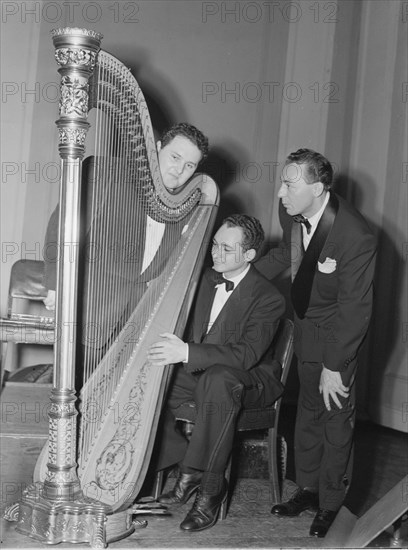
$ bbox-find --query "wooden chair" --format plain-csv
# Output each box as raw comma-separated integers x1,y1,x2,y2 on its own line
1,260,54,385
154,318,294,518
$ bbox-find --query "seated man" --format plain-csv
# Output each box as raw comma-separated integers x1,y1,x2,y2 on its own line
148,214,285,532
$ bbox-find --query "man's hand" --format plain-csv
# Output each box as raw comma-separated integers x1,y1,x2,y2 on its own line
148,333,188,367
319,366,349,411
43,290,56,311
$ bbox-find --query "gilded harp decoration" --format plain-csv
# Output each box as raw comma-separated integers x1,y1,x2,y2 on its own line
10,28,218,547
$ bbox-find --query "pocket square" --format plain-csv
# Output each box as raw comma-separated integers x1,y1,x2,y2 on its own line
318,257,337,274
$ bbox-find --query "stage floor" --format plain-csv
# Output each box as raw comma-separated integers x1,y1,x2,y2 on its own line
2,407,407,548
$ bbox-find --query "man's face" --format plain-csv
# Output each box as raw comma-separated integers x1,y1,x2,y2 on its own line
157,135,202,191
277,162,319,218
211,224,253,278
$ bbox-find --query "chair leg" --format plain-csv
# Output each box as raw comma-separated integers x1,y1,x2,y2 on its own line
391,516,403,547
268,426,281,504
220,457,232,520
153,470,164,500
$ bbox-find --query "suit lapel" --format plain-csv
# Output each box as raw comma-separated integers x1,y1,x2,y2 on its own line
203,267,253,344
291,192,339,319
291,221,304,281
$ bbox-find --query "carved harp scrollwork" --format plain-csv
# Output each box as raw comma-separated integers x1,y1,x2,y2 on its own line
15,28,218,546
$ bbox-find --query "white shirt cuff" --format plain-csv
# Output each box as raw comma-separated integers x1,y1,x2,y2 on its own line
182,343,189,363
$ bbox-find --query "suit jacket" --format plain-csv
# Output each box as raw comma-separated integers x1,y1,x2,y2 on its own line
183,265,286,405
256,193,377,377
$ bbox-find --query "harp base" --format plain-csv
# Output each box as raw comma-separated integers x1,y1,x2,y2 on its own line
9,482,137,548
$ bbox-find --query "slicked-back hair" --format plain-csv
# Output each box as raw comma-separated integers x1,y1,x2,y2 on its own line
161,122,209,162
286,148,333,190
222,214,265,255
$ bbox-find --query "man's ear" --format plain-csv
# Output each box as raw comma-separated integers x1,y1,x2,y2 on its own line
313,181,324,196
244,248,256,262
156,140,162,153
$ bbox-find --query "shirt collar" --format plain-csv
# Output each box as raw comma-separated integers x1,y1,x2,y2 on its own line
223,263,250,287
307,191,330,231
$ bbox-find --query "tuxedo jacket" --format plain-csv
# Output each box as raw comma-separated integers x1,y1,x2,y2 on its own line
256,193,377,377
183,265,286,405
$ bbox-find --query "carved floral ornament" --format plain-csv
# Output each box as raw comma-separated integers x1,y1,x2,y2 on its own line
55,47,97,69
49,402,76,415
58,126,87,147
60,75,88,117
51,27,103,41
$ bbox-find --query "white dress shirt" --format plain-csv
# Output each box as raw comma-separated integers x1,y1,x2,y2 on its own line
206,264,251,333
140,215,166,274
183,264,251,363
302,192,330,250
141,215,189,274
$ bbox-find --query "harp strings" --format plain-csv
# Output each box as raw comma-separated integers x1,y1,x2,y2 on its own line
78,51,197,461
77,53,153,453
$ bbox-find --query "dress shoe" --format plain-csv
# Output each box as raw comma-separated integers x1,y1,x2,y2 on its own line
309,508,337,537
157,471,202,505
271,488,319,517
180,481,228,532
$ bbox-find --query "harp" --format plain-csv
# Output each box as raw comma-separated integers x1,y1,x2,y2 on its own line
12,28,218,546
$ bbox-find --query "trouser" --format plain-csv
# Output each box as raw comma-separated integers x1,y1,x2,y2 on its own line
295,360,356,511
155,364,269,474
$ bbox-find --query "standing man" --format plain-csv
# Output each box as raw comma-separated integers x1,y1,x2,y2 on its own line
148,214,285,532
256,149,376,538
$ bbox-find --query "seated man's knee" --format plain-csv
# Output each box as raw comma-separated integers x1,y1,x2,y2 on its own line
195,365,244,402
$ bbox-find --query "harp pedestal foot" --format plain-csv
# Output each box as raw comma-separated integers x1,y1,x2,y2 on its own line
14,482,112,548
3,501,20,522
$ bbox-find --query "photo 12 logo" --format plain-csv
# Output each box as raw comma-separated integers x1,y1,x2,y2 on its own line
1,2,140,24
202,81,340,104
2,81,59,104
201,1,339,24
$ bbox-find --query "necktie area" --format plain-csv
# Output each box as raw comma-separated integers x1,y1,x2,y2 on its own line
293,214,311,234
210,271,234,292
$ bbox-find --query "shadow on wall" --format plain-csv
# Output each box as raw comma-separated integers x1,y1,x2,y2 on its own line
201,143,255,225
333,171,404,402
333,170,404,504
126,56,253,229
124,51,188,138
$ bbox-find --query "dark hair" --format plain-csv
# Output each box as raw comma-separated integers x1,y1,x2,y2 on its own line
286,148,333,190
161,122,209,162
222,214,265,254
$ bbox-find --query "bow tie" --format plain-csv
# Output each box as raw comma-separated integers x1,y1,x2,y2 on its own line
211,271,235,292
293,214,312,234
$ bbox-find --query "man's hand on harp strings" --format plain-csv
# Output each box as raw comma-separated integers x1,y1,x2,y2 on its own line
148,332,189,366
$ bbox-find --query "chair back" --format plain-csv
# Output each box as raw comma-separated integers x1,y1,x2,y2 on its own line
271,318,294,387
7,260,51,321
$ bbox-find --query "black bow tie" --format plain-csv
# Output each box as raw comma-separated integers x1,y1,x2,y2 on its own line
211,271,235,292
293,214,312,234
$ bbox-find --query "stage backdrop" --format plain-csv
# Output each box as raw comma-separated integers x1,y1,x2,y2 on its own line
1,0,406,431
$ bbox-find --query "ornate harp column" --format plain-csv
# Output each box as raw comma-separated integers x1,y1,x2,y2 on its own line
42,26,103,502
14,28,110,548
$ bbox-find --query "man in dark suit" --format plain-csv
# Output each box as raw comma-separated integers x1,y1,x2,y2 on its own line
256,149,377,537
42,123,208,359
148,214,285,532
43,122,208,308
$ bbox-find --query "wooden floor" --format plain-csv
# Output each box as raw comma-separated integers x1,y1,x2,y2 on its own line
1,405,407,549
